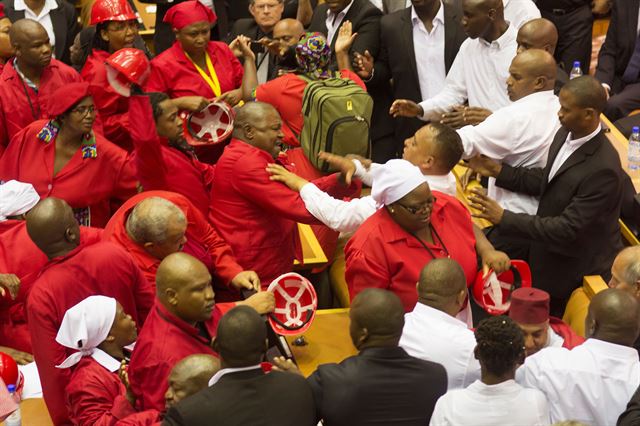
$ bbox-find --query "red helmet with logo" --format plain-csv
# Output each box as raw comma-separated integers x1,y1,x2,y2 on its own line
105,48,150,96
180,102,235,146
267,273,318,336
472,260,532,315
0,353,18,388
90,0,136,25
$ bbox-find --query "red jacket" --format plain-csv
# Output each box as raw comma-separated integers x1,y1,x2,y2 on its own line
129,96,215,217
345,193,478,312
145,41,243,98
27,242,154,426
550,316,586,349
103,190,243,290
0,220,102,353
81,50,134,151
0,58,80,150
0,119,138,228
65,357,137,426
209,139,360,286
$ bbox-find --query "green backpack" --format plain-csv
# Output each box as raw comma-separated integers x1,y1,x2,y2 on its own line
298,75,373,172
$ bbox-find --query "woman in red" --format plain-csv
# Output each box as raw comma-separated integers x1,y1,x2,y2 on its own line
81,0,141,151
0,82,137,227
0,5,12,74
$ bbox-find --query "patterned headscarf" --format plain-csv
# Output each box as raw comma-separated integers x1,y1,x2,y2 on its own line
295,32,332,79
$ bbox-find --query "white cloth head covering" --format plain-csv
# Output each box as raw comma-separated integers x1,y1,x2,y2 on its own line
370,159,429,207
55,296,117,369
0,180,39,221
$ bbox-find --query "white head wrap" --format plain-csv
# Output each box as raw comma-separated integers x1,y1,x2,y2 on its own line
0,180,40,221
55,296,117,369
370,159,429,208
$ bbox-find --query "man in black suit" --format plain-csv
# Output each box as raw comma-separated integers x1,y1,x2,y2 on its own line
162,306,316,426
468,76,625,316
2,0,78,65
274,289,448,426
596,0,640,122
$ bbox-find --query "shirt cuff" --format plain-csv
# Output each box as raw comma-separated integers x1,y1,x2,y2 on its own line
418,100,438,122
353,159,367,180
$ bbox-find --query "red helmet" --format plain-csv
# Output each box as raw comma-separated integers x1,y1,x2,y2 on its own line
472,260,532,316
180,102,235,146
0,353,18,387
267,273,318,336
105,48,150,96
90,0,136,25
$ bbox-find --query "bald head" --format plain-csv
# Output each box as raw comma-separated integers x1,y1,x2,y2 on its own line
610,246,640,298
517,18,558,55
417,259,467,315
26,198,80,260
350,289,405,349
215,306,266,368
461,0,505,40
587,288,640,346
9,19,46,47
233,101,283,158
233,101,278,136
9,19,52,70
507,49,557,101
156,252,210,295
165,354,220,408
273,19,304,49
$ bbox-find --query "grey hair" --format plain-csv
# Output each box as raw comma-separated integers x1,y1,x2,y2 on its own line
125,197,186,244
621,246,640,287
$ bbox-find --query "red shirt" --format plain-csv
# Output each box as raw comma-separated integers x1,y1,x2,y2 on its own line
81,50,134,151
103,190,243,290
27,242,154,425
0,59,80,149
345,192,478,312
65,357,137,426
0,221,102,353
129,95,215,217
145,41,243,98
0,119,138,228
255,70,366,147
210,138,359,286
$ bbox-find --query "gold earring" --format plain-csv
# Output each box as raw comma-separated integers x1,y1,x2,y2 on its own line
390,208,395,213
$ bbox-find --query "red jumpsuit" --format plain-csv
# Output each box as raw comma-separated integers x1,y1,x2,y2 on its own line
0,119,138,228
0,59,80,150
27,242,154,425
103,190,243,291
0,220,102,353
210,138,360,287
345,192,478,312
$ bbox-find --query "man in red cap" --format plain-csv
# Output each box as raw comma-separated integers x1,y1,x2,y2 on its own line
509,287,584,357
0,19,80,150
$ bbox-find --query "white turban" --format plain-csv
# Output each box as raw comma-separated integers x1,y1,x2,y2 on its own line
0,180,40,221
55,296,117,369
370,159,429,208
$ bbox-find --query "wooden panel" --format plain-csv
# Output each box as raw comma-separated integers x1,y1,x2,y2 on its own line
602,114,640,191
294,223,328,268
132,0,157,31
1,398,52,426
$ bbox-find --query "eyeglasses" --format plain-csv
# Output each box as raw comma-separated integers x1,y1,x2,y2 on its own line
396,196,437,215
70,105,96,117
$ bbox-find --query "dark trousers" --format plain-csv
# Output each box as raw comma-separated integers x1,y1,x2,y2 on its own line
605,82,640,121
614,113,640,138
541,5,594,73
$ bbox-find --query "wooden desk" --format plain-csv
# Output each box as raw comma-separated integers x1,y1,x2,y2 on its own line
295,223,328,268
285,308,357,377
1,398,52,426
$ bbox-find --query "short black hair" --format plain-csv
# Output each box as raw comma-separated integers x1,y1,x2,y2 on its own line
146,92,171,122
429,122,464,172
90,22,110,53
215,306,267,367
562,75,607,113
475,315,524,377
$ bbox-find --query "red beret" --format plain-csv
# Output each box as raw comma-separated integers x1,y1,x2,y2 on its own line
508,287,550,324
47,82,92,118
163,1,217,30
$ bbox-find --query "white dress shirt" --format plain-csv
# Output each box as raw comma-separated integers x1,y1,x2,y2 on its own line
457,90,560,214
208,364,262,386
412,4,447,102
14,0,58,57
325,0,355,44
399,303,481,390
503,0,541,30
418,24,517,121
547,124,601,181
547,327,564,348
517,338,640,425
429,379,550,426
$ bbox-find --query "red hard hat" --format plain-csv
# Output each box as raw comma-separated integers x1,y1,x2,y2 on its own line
472,260,532,316
0,352,18,387
90,0,136,25
105,48,150,96
267,273,318,336
180,102,235,146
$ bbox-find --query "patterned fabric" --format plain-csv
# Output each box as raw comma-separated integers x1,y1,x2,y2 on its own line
37,120,98,159
295,32,332,80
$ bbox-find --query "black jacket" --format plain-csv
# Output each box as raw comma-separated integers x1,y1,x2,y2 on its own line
228,18,279,81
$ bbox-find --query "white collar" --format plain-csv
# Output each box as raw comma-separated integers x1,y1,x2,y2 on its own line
208,364,262,386
411,2,445,27
468,379,520,394
14,0,58,15
479,22,515,49
582,338,639,360
513,90,556,105
91,349,122,373
326,0,355,18
566,124,601,148
412,303,470,329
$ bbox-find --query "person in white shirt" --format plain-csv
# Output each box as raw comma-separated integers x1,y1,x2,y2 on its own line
389,0,517,128
502,0,539,30
400,258,481,390
430,315,550,426
518,288,640,425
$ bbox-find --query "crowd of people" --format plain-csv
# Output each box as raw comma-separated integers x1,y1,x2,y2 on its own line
0,0,640,424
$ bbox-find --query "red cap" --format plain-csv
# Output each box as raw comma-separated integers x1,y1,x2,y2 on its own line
163,1,217,30
47,82,91,117
0,353,18,387
90,0,136,25
508,287,550,324
267,272,318,336
106,48,150,85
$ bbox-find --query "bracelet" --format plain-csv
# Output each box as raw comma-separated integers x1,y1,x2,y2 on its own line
363,67,375,83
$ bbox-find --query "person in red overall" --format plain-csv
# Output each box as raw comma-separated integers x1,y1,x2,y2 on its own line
0,5,13,75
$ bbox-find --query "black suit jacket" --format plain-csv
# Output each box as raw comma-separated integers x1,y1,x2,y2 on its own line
162,369,316,426
373,1,466,143
2,0,78,65
619,383,640,426
308,346,448,426
496,128,624,301
228,18,280,81
595,0,640,91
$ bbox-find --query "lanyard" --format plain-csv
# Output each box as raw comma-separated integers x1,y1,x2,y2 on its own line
186,51,221,97
410,225,450,260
